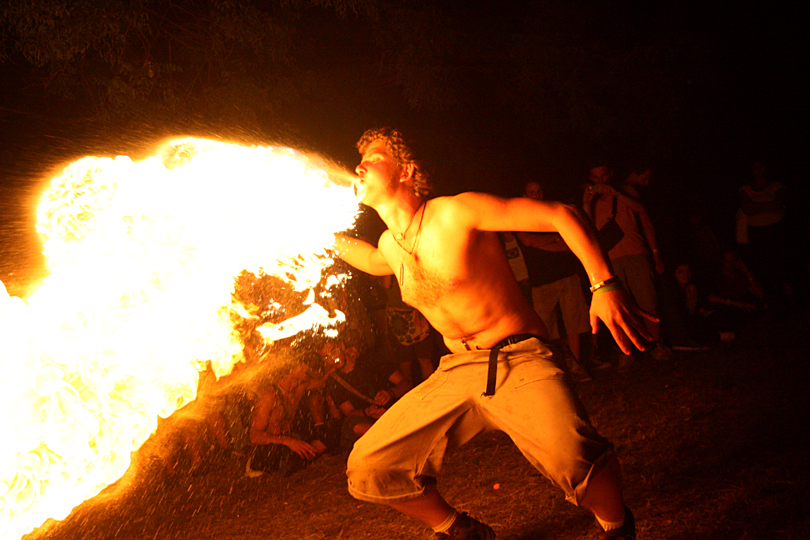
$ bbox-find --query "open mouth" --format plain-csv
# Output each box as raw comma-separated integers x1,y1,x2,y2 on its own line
353,177,365,198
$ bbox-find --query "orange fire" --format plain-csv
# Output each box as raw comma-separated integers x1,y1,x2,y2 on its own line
0,138,359,539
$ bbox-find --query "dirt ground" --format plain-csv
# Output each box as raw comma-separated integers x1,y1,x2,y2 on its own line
26,306,810,540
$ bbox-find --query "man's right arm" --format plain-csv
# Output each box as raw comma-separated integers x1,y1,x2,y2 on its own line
334,233,394,276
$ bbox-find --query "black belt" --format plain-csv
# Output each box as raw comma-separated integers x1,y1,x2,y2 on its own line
484,333,545,396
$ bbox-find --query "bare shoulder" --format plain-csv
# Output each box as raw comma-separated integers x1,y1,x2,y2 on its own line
430,192,507,222
425,194,476,231
446,191,503,206
255,389,277,410
436,192,558,233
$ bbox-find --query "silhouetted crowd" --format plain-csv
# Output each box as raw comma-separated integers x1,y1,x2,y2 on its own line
508,158,807,381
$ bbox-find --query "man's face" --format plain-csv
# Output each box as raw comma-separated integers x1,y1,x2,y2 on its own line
354,140,402,206
321,342,358,373
629,168,652,187
674,264,691,287
524,182,543,200
589,166,612,185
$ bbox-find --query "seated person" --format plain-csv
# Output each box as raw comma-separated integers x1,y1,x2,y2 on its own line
670,262,734,345
248,354,337,476
321,340,411,444
666,252,764,347
709,249,767,313
144,363,230,477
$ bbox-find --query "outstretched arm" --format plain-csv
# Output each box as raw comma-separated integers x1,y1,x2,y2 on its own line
334,233,394,276
455,192,657,353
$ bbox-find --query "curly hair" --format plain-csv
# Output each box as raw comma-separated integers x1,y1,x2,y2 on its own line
356,127,432,198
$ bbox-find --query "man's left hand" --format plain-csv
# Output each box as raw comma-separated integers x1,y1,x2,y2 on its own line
590,287,658,354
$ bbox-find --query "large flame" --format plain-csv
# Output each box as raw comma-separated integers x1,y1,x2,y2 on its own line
0,138,359,540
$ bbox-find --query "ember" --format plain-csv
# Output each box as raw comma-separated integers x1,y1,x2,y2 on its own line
0,138,359,540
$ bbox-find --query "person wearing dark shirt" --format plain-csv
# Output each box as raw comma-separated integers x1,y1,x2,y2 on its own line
517,181,592,380
321,341,411,443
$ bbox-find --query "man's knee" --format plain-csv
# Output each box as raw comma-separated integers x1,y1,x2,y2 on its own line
346,438,425,504
346,440,385,499
346,445,368,487
347,450,389,503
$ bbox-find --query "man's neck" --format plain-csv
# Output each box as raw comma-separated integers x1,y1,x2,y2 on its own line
376,191,424,235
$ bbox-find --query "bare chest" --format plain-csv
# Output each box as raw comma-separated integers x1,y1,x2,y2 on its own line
385,229,471,310
400,253,453,307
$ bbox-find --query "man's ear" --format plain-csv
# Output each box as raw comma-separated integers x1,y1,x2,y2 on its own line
399,162,415,183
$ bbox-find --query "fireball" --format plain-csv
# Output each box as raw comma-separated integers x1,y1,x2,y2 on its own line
0,138,359,540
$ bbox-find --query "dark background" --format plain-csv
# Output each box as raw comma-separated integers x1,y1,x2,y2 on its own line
3,5,809,539
1,0,807,294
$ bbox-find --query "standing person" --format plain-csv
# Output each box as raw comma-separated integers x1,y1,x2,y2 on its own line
584,163,669,368
517,181,592,381
379,274,437,386
736,160,791,299
497,230,532,303
620,167,665,275
334,127,655,540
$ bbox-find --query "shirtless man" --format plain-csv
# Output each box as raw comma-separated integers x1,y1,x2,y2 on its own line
334,128,653,539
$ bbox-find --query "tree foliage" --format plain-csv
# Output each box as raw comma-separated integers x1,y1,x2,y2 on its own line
0,0,375,121
1,0,697,149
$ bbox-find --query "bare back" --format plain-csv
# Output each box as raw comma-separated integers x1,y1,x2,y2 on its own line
378,196,547,353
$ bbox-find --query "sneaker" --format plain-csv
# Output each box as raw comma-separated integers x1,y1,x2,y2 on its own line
597,507,636,539
436,512,495,540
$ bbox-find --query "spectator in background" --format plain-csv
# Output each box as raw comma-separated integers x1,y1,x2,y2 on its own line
666,250,766,345
709,248,767,314
736,160,792,300
622,166,710,353
379,274,437,386
584,163,669,368
669,261,735,346
517,181,592,381
620,167,665,274
498,230,533,304
247,354,336,477
321,340,411,445
145,364,231,477
684,201,723,288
